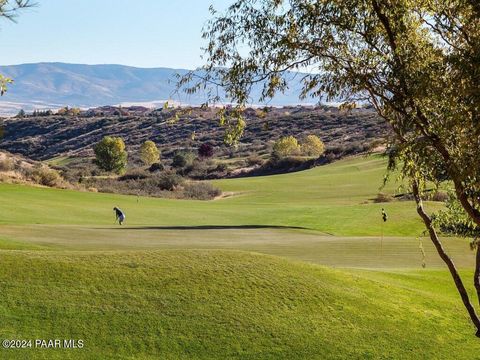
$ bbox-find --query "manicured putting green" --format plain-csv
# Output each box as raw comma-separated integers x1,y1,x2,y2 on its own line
0,224,474,269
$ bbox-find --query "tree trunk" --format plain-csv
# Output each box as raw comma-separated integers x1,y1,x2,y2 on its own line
475,244,480,309
412,182,480,338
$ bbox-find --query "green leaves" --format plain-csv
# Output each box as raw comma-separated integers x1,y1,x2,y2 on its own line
0,0,36,22
300,134,325,157
167,113,180,125
93,136,128,174
223,116,245,146
433,194,480,241
139,140,160,166
339,102,357,111
178,0,480,241
0,74,13,96
272,135,300,158
216,106,246,145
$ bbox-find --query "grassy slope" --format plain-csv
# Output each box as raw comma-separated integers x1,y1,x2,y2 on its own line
0,155,434,236
0,154,465,268
1,155,479,359
1,250,479,360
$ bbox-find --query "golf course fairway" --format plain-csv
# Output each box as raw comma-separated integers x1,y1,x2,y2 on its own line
0,154,478,359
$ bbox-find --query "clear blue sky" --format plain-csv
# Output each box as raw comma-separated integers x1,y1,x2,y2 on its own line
0,0,230,69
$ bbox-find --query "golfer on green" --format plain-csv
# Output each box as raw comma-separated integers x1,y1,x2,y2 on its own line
113,207,125,225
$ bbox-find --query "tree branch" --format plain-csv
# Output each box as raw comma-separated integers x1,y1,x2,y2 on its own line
412,181,480,338
475,244,480,308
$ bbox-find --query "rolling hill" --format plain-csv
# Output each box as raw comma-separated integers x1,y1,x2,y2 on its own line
0,155,479,358
0,106,385,161
0,155,467,266
0,62,314,114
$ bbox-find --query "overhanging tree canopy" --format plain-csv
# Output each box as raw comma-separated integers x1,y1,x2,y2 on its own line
180,0,480,337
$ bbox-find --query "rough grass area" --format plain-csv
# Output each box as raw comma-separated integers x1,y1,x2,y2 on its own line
1,250,479,360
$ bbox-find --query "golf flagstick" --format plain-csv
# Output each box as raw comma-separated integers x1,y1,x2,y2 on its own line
381,208,388,259
381,219,383,258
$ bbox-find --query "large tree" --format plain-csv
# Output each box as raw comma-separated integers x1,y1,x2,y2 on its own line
181,0,480,337
94,136,128,174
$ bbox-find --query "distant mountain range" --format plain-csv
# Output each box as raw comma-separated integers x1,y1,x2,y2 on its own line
0,62,316,115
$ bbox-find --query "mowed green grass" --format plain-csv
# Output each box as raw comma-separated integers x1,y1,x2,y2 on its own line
0,154,456,268
0,154,458,268
0,154,429,236
1,250,480,359
0,225,474,269
1,154,479,359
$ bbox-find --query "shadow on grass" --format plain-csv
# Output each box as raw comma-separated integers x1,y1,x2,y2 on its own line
105,225,310,231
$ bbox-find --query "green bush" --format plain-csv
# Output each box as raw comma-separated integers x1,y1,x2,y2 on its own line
139,140,160,166
272,136,300,159
172,151,196,168
94,136,128,174
301,135,325,157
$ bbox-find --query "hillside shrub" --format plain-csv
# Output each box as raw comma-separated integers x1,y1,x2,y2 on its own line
272,136,300,159
216,163,228,172
83,175,218,200
148,162,164,173
430,191,449,202
198,143,214,158
374,193,394,203
0,158,15,172
246,155,265,166
184,159,210,178
184,182,221,200
139,140,160,166
158,171,184,190
265,156,307,171
172,151,195,168
28,166,63,187
119,169,148,181
301,135,325,157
